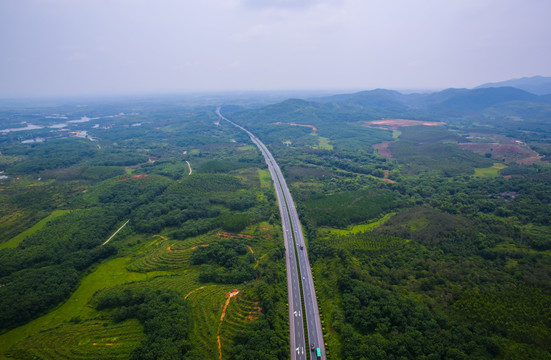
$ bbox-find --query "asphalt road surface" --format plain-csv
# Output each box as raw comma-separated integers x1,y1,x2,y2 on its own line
216,107,325,360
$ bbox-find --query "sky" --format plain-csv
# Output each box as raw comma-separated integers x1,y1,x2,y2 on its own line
1,0,550,97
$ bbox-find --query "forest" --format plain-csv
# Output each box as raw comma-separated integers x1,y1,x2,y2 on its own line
225,88,551,359
0,86,550,359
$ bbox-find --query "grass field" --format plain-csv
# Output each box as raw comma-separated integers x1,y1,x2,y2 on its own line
0,257,169,359
1,221,280,359
0,209,72,250
324,232,408,252
237,145,256,151
258,169,272,188
312,135,333,150
473,162,507,177
319,213,394,236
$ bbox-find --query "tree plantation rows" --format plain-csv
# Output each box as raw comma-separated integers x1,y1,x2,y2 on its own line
0,90,550,359
0,104,289,359
223,96,551,359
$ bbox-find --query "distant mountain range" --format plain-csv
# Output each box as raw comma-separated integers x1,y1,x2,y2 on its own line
476,76,551,95
227,76,551,131
311,86,550,116
308,76,551,112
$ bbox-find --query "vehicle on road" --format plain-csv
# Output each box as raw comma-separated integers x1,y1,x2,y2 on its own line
217,107,324,359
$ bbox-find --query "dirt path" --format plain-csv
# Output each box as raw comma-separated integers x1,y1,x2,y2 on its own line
184,286,207,299
217,290,239,360
186,160,192,175
246,245,260,269
274,122,318,132
101,220,129,246
217,232,253,239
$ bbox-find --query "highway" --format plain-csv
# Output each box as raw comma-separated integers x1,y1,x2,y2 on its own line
216,107,325,360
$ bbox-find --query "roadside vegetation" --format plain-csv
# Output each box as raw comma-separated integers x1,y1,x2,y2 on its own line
225,91,551,359
0,105,288,359
1,87,551,359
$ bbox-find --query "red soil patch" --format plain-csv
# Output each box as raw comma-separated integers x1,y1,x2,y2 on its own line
218,290,240,360
184,286,207,299
217,232,254,239
247,301,262,321
373,141,393,158
289,122,318,132
190,244,209,250
458,142,542,165
260,225,272,238
118,174,149,182
166,245,186,252
381,169,395,183
517,156,543,165
364,119,445,130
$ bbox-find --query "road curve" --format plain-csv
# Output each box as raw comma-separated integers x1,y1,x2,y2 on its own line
216,107,325,360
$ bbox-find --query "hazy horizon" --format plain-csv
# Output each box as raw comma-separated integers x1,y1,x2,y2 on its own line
2,0,550,98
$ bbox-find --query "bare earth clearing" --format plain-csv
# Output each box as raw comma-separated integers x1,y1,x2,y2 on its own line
458,142,543,165
274,122,318,132
364,119,445,130
373,141,393,158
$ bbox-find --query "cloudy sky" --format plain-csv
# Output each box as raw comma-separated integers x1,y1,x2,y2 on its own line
1,0,550,97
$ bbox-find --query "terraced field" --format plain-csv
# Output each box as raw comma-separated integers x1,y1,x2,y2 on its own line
90,274,244,359
219,292,261,356
2,221,280,360
6,319,143,360
0,257,167,360
127,234,212,272
186,284,238,359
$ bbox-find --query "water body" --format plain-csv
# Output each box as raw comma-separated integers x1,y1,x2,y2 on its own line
21,138,45,144
0,124,43,133
48,116,93,129
68,116,93,123
1,116,95,133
